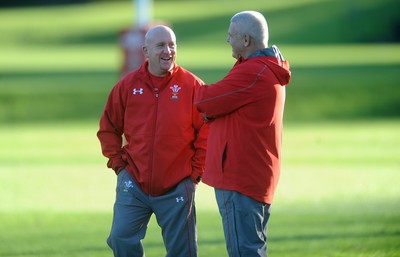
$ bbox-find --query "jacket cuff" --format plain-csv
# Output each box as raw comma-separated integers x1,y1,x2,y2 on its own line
113,166,125,175
190,169,203,184
107,158,126,175
190,174,202,184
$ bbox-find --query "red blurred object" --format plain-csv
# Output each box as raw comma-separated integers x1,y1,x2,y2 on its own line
119,27,149,77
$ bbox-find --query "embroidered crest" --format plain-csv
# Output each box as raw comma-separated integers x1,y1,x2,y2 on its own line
123,180,134,192
170,85,181,100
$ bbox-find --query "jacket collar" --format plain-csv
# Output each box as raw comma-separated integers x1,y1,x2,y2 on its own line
247,45,285,61
140,60,179,78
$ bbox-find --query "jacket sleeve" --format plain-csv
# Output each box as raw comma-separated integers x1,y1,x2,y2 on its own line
97,81,127,173
190,81,210,183
194,61,268,117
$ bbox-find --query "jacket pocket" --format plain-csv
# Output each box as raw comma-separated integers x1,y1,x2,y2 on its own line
221,143,227,173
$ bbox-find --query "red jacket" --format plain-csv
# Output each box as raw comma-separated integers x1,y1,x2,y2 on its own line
98,61,208,196
194,47,291,204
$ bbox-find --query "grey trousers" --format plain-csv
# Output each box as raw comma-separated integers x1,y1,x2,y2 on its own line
107,169,198,257
215,189,271,257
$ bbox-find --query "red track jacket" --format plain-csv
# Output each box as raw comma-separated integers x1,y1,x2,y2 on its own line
98,61,208,196
194,46,291,204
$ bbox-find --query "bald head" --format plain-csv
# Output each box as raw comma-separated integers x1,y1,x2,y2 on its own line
144,25,176,46
231,11,269,48
143,25,177,76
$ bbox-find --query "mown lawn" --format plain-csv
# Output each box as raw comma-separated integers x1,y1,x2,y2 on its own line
0,0,399,256
0,121,399,256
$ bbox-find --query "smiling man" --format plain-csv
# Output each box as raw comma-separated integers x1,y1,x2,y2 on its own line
97,25,209,257
143,25,176,76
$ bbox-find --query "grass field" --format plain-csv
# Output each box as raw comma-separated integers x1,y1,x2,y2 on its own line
0,0,400,256
0,121,399,256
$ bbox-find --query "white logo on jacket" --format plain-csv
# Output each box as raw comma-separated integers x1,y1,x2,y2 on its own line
176,196,184,202
123,180,134,192
133,88,143,95
170,84,181,100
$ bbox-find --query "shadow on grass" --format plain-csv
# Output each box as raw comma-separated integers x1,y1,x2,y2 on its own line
2,247,107,257
22,0,400,47
271,229,400,242
1,63,399,124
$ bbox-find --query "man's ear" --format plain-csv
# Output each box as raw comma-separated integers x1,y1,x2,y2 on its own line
244,34,251,47
142,46,148,57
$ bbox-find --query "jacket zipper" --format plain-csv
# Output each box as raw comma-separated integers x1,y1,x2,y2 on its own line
149,87,159,194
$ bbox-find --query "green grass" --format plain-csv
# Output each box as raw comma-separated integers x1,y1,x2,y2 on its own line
0,121,399,256
0,0,399,123
0,0,400,256
1,45,399,123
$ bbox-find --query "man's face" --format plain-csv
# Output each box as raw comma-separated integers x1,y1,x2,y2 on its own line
227,22,245,59
143,29,177,77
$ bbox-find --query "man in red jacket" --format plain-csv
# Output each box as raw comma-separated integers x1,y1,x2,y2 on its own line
194,11,291,257
97,25,208,257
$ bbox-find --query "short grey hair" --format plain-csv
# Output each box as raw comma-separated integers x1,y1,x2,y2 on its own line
231,11,269,46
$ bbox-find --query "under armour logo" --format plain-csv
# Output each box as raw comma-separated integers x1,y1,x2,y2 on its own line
133,88,143,95
176,196,184,202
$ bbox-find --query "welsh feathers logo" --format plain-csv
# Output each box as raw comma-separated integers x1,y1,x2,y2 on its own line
123,180,134,192
170,84,181,100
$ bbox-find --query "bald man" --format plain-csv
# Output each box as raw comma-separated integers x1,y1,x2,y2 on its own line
195,11,291,257
97,25,208,257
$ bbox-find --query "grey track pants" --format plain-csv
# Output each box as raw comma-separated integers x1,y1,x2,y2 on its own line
107,169,198,257
215,189,271,257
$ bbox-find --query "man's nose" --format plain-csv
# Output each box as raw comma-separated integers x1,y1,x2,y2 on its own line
164,46,172,53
